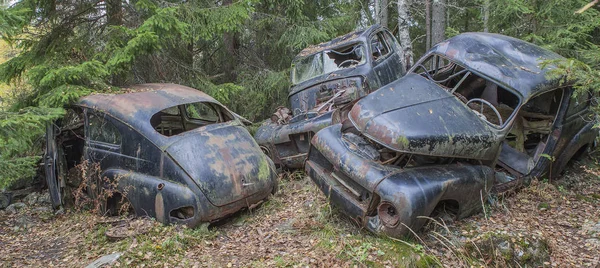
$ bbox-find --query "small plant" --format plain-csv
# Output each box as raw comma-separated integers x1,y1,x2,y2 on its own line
539,153,556,183
346,242,373,264
71,160,132,215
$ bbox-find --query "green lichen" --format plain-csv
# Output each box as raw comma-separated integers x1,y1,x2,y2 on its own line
257,158,272,181
397,135,410,148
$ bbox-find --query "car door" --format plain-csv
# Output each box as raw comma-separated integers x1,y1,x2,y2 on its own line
370,30,403,87
551,88,594,168
382,30,405,80
84,110,123,172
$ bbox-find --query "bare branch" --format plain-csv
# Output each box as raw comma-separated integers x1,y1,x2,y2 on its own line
575,0,599,14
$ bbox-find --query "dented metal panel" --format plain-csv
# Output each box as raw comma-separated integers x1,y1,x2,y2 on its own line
45,83,278,228
304,33,598,239
349,73,502,160
256,24,406,169
165,123,274,207
429,33,564,99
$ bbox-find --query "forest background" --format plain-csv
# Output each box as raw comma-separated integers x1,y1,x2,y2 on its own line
0,0,599,188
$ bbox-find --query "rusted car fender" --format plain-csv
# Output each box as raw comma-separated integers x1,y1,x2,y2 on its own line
546,122,597,178
366,165,494,238
103,169,206,226
305,124,494,238
255,111,333,168
103,168,274,227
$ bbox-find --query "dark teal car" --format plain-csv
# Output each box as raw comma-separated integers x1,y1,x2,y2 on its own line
306,33,597,238
45,84,278,226
255,24,406,169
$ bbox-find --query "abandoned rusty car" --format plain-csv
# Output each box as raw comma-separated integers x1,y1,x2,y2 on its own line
255,24,406,169
305,33,597,238
44,84,278,227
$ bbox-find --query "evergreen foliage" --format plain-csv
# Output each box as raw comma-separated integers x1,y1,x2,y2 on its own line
0,107,63,188
0,0,599,188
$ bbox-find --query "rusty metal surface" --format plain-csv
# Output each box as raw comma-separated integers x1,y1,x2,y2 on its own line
296,25,377,58
255,111,333,169
430,33,564,99
77,83,242,148
305,124,495,238
46,84,278,228
256,25,406,169
349,73,503,160
305,33,598,239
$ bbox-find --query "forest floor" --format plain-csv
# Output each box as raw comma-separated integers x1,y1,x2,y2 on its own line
1,158,599,267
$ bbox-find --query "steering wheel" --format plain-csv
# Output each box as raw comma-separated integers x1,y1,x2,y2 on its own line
466,98,503,125
339,59,360,67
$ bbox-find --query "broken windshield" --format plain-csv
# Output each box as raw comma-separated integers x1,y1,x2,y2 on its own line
411,54,521,128
291,44,367,85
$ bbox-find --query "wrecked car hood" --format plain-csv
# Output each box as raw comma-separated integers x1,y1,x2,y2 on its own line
349,73,502,160
165,122,274,207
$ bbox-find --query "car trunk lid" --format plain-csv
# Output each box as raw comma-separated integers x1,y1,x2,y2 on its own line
165,123,274,207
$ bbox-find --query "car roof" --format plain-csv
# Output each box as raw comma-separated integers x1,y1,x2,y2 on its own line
430,32,565,99
295,24,381,59
76,83,225,142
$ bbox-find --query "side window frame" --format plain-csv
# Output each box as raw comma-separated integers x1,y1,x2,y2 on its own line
383,30,402,55
85,110,122,147
370,31,391,63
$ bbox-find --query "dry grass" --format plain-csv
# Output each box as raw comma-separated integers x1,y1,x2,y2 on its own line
0,173,433,267
1,158,599,267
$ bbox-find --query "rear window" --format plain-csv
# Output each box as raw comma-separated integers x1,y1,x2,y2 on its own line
150,102,233,136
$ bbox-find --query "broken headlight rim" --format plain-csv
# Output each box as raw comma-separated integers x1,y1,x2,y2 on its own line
377,201,400,228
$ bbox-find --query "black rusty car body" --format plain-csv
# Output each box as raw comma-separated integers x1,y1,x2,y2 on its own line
255,24,406,169
44,84,278,227
305,33,597,238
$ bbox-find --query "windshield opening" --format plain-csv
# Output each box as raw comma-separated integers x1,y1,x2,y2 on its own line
412,54,520,128
150,102,233,136
291,43,367,85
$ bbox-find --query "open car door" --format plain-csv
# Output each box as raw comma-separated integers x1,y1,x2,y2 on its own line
44,122,64,209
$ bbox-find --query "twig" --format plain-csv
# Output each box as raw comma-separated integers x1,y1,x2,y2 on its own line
575,0,599,14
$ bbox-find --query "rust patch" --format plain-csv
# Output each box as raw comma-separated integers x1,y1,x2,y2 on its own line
155,192,165,223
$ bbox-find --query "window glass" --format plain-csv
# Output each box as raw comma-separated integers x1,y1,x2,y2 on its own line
566,89,590,117
185,102,219,122
371,32,390,61
88,114,121,144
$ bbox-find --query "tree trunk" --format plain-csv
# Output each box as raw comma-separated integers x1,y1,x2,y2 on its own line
483,0,489,32
374,0,379,24
107,0,125,85
425,0,431,50
377,0,389,28
397,0,413,69
431,0,446,46
223,0,238,81
106,0,123,26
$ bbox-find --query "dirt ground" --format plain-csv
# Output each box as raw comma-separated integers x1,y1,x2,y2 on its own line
1,160,599,267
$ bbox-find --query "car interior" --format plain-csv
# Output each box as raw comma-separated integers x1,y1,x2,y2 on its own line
413,54,520,128
325,44,365,68
150,102,233,136
414,54,564,176
370,32,390,61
